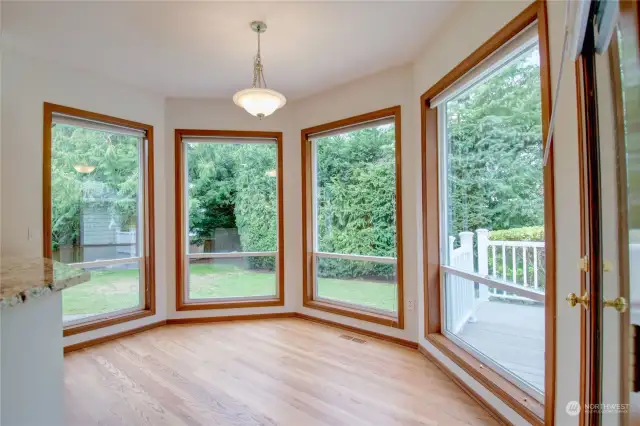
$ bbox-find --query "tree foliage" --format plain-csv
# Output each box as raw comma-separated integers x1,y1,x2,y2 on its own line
51,125,139,250
186,142,277,269
50,46,546,281
446,45,544,238
315,126,397,278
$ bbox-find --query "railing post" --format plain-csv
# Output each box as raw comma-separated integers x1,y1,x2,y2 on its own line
458,232,474,272
448,236,455,263
476,229,489,302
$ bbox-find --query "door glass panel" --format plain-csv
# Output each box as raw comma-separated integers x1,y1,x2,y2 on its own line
444,275,545,393
439,39,546,398
613,11,640,423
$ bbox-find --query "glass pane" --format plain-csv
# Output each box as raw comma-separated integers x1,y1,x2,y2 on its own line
187,256,277,300
616,19,640,421
444,273,544,394
316,256,397,313
62,262,142,324
441,42,546,291
186,142,277,254
51,123,140,263
314,123,397,257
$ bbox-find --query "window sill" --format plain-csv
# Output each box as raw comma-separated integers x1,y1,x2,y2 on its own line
426,333,543,426
63,309,155,337
177,297,284,311
303,299,402,329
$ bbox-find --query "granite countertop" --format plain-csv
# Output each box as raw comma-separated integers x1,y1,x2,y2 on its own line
0,257,90,309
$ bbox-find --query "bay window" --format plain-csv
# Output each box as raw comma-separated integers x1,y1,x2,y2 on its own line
175,130,284,309
44,103,155,335
302,107,404,328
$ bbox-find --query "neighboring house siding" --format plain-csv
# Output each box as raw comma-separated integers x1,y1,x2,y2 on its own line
81,206,136,262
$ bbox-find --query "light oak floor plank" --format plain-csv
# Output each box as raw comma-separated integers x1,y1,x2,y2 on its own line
64,318,500,426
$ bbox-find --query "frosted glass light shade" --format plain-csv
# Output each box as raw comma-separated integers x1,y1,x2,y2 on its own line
233,88,287,118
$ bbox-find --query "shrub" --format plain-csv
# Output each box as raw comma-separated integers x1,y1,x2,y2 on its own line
489,226,544,242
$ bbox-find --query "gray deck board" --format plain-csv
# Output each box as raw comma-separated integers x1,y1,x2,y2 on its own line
457,300,545,392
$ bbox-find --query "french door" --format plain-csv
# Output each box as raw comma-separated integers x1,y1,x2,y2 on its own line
577,2,640,425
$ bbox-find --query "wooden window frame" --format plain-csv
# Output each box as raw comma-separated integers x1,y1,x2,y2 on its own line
420,2,555,425
43,102,156,337
174,129,285,311
301,106,405,329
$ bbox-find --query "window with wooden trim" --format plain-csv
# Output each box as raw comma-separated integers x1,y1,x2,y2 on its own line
175,130,284,310
421,2,553,424
44,103,155,336
302,107,404,328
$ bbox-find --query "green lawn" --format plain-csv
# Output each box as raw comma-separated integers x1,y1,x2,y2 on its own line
62,263,397,318
317,277,396,311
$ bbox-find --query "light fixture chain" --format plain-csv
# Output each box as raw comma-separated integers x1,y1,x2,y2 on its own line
233,20,286,119
260,66,268,88
252,28,265,88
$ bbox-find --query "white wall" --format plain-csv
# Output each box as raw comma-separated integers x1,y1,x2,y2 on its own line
165,99,299,318
412,1,582,425
0,48,169,346
291,64,419,342
2,293,64,426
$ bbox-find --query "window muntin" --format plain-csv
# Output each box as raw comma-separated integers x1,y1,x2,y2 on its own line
310,118,399,316
51,117,147,326
181,138,280,303
437,39,546,397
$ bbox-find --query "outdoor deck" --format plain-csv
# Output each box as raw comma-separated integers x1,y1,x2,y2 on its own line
457,299,545,391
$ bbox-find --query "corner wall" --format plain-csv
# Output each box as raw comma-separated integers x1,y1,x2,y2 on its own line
0,48,169,346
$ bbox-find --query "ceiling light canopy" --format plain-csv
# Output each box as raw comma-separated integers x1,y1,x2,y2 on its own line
233,21,286,119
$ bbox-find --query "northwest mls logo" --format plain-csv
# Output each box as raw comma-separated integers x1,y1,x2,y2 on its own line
566,401,581,416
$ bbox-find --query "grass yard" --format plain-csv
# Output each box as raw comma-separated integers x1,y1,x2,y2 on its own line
62,263,397,319
317,278,396,311
62,268,141,318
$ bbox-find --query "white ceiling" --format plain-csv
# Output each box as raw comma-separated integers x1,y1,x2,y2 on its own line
2,1,456,100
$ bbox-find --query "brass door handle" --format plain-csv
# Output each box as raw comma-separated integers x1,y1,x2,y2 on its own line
604,297,627,313
567,292,590,309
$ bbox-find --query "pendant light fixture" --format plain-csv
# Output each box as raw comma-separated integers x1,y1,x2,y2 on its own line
233,21,286,119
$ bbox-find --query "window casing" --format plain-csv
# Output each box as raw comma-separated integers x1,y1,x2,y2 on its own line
421,3,554,424
175,130,284,310
302,107,404,328
44,103,155,336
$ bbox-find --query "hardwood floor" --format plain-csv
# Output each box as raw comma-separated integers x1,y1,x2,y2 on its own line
64,318,501,425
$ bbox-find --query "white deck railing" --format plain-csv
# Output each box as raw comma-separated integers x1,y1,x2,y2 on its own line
484,235,545,302
446,232,477,333
446,229,545,333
